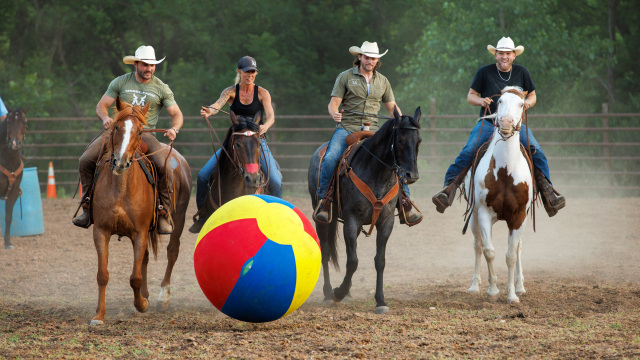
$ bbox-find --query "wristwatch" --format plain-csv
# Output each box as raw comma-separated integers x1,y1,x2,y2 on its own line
171,127,180,134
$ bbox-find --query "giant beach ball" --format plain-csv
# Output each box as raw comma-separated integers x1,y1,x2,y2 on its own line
194,195,321,323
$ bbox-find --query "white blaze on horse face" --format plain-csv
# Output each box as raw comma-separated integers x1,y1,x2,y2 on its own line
496,93,524,135
118,120,134,161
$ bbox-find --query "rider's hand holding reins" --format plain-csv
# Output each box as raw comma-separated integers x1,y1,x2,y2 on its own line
200,106,218,120
164,128,178,141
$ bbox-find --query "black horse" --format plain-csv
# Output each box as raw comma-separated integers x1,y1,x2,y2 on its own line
0,107,29,250
308,107,422,314
189,111,266,233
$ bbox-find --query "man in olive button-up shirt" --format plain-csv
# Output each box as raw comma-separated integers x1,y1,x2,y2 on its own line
314,41,422,226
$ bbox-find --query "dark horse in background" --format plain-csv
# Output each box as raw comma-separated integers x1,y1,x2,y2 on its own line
0,107,29,250
90,97,191,325
308,107,422,314
189,111,265,233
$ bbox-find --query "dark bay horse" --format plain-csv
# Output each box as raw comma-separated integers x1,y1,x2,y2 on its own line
190,111,265,233
0,107,29,250
90,97,191,325
308,107,422,314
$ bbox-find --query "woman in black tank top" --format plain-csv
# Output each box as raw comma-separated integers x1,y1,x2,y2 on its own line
191,56,282,232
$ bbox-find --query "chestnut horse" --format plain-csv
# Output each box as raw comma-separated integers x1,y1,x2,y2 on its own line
0,107,29,250
464,86,533,304
90,97,191,325
190,111,265,232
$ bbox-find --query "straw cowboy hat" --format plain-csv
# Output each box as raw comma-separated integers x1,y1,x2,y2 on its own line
487,37,524,56
349,41,388,58
123,45,166,65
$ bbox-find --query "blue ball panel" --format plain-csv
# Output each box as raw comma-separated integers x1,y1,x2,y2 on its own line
249,194,294,209
221,239,297,322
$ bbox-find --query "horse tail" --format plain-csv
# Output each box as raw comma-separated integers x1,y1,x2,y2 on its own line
149,230,159,260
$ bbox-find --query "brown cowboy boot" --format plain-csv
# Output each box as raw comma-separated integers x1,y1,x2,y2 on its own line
432,165,471,214
535,170,565,217
157,205,174,234
398,192,423,226
72,202,91,228
313,198,332,224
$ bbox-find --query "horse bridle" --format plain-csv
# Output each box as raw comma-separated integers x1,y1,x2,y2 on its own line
494,88,526,141
4,110,26,149
229,129,269,187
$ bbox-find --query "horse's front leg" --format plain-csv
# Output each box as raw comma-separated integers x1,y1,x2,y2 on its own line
373,215,394,314
91,228,110,325
478,210,499,299
468,214,483,294
4,199,16,249
332,218,360,302
130,231,149,313
515,236,526,296
158,231,180,311
506,228,525,304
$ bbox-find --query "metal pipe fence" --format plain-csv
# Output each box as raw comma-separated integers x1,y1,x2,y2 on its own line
20,107,640,198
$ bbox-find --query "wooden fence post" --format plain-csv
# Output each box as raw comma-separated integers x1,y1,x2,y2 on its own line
602,103,610,185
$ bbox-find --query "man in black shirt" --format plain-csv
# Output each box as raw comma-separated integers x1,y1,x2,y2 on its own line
432,37,565,217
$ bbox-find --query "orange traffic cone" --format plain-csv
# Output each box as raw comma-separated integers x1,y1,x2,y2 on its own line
46,161,57,199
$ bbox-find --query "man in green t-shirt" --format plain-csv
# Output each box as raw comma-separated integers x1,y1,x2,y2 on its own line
73,45,183,234
313,41,422,226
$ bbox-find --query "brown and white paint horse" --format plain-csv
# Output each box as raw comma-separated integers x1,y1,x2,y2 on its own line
464,86,533,304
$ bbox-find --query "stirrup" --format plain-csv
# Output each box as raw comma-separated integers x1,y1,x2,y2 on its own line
399,201,423,226
312,200,332,224
432,183,456,214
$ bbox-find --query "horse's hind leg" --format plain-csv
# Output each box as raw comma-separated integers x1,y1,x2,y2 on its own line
158,230,181,311
468,215,483,294
317,221,337,302
332,219,359,303
91,229,110,325
130,232,149,313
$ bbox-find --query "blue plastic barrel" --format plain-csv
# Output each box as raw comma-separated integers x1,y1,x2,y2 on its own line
0,167,45,237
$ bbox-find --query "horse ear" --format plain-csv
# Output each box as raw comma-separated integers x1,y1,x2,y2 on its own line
230,110,239,125
23,107,30,115
393,105,401,120
413,106,421,123
141,101,151,116
253,111,262,124
115,96,125,111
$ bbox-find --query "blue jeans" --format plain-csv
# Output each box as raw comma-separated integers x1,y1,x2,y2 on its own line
196,137,282,208
443,119,552,186
318,127,410,199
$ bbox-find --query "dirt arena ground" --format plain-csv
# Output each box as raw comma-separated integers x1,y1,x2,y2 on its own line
1,196,639,359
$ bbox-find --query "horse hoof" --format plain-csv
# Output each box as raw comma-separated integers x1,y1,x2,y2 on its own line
330,289,341,303
468,286,480,294
89,319,104,326
507,295,520,304
156,300,170,312
486,293,499,303
136,299,149,313
5,245,15,250
516,288,526,296
375,306,389,314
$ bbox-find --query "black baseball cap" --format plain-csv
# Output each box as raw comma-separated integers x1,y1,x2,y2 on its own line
238,56,258,72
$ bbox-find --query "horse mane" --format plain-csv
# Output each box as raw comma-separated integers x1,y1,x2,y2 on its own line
501,86,525,98
367,115,421,147
113,104,149,126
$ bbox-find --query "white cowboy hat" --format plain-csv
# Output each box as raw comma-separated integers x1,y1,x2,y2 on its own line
349,41,388,58
123,45,166,65
487,37,524,56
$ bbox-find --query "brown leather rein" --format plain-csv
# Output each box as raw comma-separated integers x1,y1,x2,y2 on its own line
0,161,23,200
